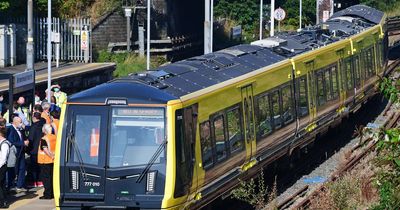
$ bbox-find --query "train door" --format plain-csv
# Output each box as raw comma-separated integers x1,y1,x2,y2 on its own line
183,105,198,196
61,105,108,201
305,61,317,123
241,85,256,160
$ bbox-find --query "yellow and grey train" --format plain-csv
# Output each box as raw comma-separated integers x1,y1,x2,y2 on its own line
54,5,388,210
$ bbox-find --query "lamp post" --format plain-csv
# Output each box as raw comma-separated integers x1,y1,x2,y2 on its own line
47,0,52,102
299,0,302,30
260,0,263,40
146,0,150,70
270,0,275,37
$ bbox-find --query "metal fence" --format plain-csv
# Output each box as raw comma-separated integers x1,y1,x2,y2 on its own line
0,16,91,63
35,17,92,63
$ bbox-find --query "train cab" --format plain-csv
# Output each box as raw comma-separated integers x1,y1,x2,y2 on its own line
54,80,178,210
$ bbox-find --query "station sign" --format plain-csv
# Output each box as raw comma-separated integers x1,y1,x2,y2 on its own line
14,71,34,89
81,30,89,50
13,70,34,94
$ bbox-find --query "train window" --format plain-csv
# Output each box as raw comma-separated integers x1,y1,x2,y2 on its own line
72,115,101,165
175,110,185,164
200,121,213,169
324,69,333,101
366,48,375,78
213,115,227,162
316,72,326,106
174,109,188,197
298,77,308,117
331,66,339,99
281,85,293,124
256,94,272,138
271,90,282,129
226,107,244,154
345,59,353,91
108,108,165,168
354,56,361,87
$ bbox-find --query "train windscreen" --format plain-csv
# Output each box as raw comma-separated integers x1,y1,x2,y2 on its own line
108,107,165,168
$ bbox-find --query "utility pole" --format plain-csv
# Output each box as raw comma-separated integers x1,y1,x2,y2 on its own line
316,0,319,24
299,0,302,30
204,0,211,54
210,0,213,52
26,0,34,72
270,0,275,37
146,0,150,70
259,0,263,40
47,0,52,102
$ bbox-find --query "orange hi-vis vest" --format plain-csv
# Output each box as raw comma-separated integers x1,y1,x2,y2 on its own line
38,134,57,164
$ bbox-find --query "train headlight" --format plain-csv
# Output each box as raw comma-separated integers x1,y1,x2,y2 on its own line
70,170,79,191
146,171,157,193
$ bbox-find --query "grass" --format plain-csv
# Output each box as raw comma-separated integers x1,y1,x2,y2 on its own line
96,50,167,78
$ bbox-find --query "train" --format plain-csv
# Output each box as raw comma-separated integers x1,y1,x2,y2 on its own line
54,4,388,210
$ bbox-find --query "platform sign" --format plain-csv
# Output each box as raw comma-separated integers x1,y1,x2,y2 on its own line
274,7,286,21
51,32,61,43
81,30,89,50
14,71,34,89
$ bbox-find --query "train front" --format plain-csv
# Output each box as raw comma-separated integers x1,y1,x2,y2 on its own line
54,81,178,210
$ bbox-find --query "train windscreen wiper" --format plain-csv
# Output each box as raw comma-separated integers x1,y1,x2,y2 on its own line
67,116,88,181
136,140,166,183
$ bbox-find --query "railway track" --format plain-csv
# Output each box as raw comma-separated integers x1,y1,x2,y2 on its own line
276,59,400,210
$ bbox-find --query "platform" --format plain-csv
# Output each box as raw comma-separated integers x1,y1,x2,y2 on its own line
0,62,116,92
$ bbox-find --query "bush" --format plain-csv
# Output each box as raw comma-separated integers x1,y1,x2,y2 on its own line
96,50,167,78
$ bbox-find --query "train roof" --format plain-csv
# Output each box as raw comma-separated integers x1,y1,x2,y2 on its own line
68,80,177,104
68,4,384,104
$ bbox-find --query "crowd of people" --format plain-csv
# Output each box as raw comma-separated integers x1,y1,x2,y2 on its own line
0,84,67,208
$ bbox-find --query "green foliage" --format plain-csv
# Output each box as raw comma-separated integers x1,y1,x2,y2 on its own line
360,0,400,12
231,171,272,209
379,77,399,103
0,1,9,10
214,0,259,34
96,50,167,78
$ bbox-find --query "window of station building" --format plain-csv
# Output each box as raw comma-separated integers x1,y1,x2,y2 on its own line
271,90,282,129
331,66,339,99
256,94,272,138
213,115,227,162
298,77,309,117
281,85,294,124
200,121,213,169
316,71,326,106
226,107,244,154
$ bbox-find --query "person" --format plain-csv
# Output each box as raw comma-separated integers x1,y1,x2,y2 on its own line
50,96,61,113
7,116,29,192
52,84,67,108
3,104,17,124
0,127,9,208
33,104,43,114
27,112,45,188
38,124,56,199
50,110,60,135
0,94,3,116
16,97,30,127
34,93,42,105
41,102,51,124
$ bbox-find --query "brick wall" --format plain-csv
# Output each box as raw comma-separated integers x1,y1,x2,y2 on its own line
91,11,127,52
